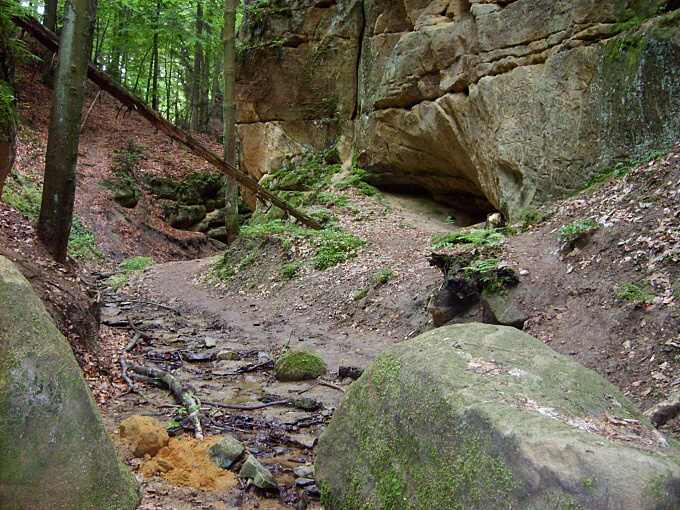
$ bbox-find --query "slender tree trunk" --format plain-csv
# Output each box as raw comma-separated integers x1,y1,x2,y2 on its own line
190,0,203,132
223,0,238,243
40,0,58,81
151,0,161,110
37,0,97,263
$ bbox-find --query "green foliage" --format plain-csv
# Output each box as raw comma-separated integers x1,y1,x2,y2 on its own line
432,229,506,250
577,147,670,194
557,220,598,243
120,256,155,272
617,282,654,304
304,97,338,120
374,268,393,286
312,229,365,270
518,208,546,232
462,258,518,294
0,79,17,134
335,166,380,196
68,217,101,261
106,256,156,289
353,287,369,301
238,220,365,272
2,171,42,220
281,262,301,280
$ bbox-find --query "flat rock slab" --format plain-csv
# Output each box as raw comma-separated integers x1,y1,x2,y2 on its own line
316,323,680,510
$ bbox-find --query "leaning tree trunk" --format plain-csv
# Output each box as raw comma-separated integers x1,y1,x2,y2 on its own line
37,0,97,263
222,0,239,244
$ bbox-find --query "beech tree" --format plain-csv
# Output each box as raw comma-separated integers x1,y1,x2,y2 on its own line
223,0,238,243
37,0,97,263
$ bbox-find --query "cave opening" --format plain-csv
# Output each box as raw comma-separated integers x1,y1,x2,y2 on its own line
375,182,496,228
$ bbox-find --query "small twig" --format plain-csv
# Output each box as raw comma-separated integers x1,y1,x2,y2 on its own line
202,399,289,411
119,357,136,394
319,381,345,393
237,360,273,373
80,89,101,132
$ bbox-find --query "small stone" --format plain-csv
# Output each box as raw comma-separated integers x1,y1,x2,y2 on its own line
217,349,240,360
288,433,317,449
239,455,277,490
295,477,315,487
293,465,315,478
209,436,245,469
204,337,218,348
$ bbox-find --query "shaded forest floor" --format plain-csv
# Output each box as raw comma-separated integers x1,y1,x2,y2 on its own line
2,57,680,509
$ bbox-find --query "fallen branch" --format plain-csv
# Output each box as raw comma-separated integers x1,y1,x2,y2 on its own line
319,381,345,393
237,360,274,373
13,15,323,231
645,392,680,428
80,89,101,132
119,358,204,439
202,400,288,411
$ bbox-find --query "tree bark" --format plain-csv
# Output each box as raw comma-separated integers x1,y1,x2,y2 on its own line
223,0,239,244
37,0,98,263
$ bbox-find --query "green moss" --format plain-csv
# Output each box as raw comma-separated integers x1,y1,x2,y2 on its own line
321,354,518,509
275,345,327,381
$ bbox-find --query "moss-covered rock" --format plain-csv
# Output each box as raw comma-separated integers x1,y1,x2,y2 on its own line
275,344,327,382
164,203,207,229
316,323,680,510
0,256,141,510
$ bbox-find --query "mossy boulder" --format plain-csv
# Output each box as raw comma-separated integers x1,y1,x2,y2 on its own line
0,256,141,510
275,344,327,382
164,203,207,229
316,323,680,510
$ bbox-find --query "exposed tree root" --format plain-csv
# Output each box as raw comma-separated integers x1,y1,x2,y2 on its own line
119,357,204,439
645,392,680,428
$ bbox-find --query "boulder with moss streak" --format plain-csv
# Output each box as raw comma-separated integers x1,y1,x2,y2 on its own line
0,255,141,510
315,323,680,509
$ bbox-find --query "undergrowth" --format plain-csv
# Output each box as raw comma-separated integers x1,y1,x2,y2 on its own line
210,220,365,280
106,256,156,289
431,228,507,250
3,170,100,260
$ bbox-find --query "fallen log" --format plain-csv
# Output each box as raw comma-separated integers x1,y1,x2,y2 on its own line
13,15,323,231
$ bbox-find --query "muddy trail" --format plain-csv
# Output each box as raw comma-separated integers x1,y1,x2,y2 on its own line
99,194,458,510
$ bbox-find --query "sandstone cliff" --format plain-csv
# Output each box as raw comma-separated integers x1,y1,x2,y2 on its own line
237,0,680,218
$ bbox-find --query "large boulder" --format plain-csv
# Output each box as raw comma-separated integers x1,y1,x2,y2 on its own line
0,256,141,510
316,323,680,509
237,0,680,218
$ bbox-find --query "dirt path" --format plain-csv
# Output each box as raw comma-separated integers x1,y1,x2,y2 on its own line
101,193,458,509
